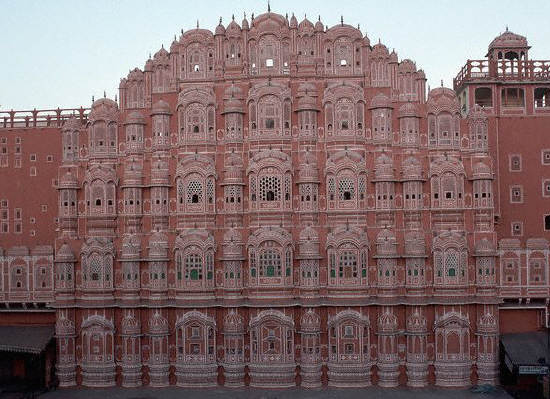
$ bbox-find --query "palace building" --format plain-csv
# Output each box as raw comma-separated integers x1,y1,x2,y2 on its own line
0,9,549,389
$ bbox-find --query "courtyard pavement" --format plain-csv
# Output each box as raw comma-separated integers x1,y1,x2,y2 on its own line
33,386,513,399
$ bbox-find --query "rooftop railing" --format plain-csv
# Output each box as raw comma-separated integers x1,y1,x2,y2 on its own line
454,59,550,89
0,107,89,129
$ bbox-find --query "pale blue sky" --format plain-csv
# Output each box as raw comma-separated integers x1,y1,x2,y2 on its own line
1,0,549,110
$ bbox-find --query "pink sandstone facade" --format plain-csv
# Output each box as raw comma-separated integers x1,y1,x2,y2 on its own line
0,10,549,389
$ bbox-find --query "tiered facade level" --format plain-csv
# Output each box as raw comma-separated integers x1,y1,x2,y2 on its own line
0,11,548,388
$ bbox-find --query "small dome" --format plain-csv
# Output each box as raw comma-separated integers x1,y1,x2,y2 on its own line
144,58,153,71
125,111,145,125
372,41,389,56
489,29,528,51
226,17,241,35
374,153,394,180
91,97,118,110
389,50,398,63
215,21,226,35
148,312,169,335
398,102,419,118
369,93,392,109
472,162,492,179
241,15,249,30
59,169,79,188
121,315,141,336
474,238,495,256
376,229,397,256
301,309,320,333
224,310,244,333
154,46,169,60
62,116,82,131
427,86,460,114
298,17,313,31
378,311,398,332
399,59,416,72
296,95,318,112
315,18,324,32
289,14,298,28
56,243,75,261
402,156,422,180
151,100,171,115
406,312,427,332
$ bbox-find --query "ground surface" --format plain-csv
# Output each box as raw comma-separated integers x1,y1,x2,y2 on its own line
29,386,514,399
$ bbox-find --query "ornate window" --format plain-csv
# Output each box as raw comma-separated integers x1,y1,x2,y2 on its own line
248,150,292,211
249,310,294,365
247,82,291,139
175,230,215,291
177,87,216,143
84,164,117,216
326,150,366,211
80,316,115,386
81,237,114,291
430,157,465,209
176,155,216,214
62,118,80,162
175,311,216,367
248,227,293,288
328,310,371,365
327,225,369,288
433,232,468,287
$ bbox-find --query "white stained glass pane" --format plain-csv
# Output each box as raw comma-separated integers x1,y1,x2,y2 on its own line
266,58,274,67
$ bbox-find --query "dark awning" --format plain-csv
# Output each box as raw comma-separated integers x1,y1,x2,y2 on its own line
0,326,54,354
501,331,550,374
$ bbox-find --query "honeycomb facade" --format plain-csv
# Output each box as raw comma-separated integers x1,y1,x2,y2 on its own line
1,11,549,389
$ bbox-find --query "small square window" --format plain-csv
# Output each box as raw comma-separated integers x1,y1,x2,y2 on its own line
265,58,274,67
543,180,550,197
30,154,36,161
15,137,21,144
46,155,53,162
1,200,7,207
41,204,47,212
30,167,37,176
512,222,523,236
510,186,523,203
30,230,36,236
509,154,522,172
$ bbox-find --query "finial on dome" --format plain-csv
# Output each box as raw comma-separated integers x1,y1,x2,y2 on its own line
267,0,271,12
305,13,307,19
174,34,176,41
505,25,509,31
252,12,254,20
441,79,443,87
149,52,151,59
181,28,183,34
340,15,344,26
115,94,117,103
219,17,222,25
103,90,106,98
318,15,321,21
92,95,94,103
196,19,199,29
232,14,235,21
378,37,381,44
